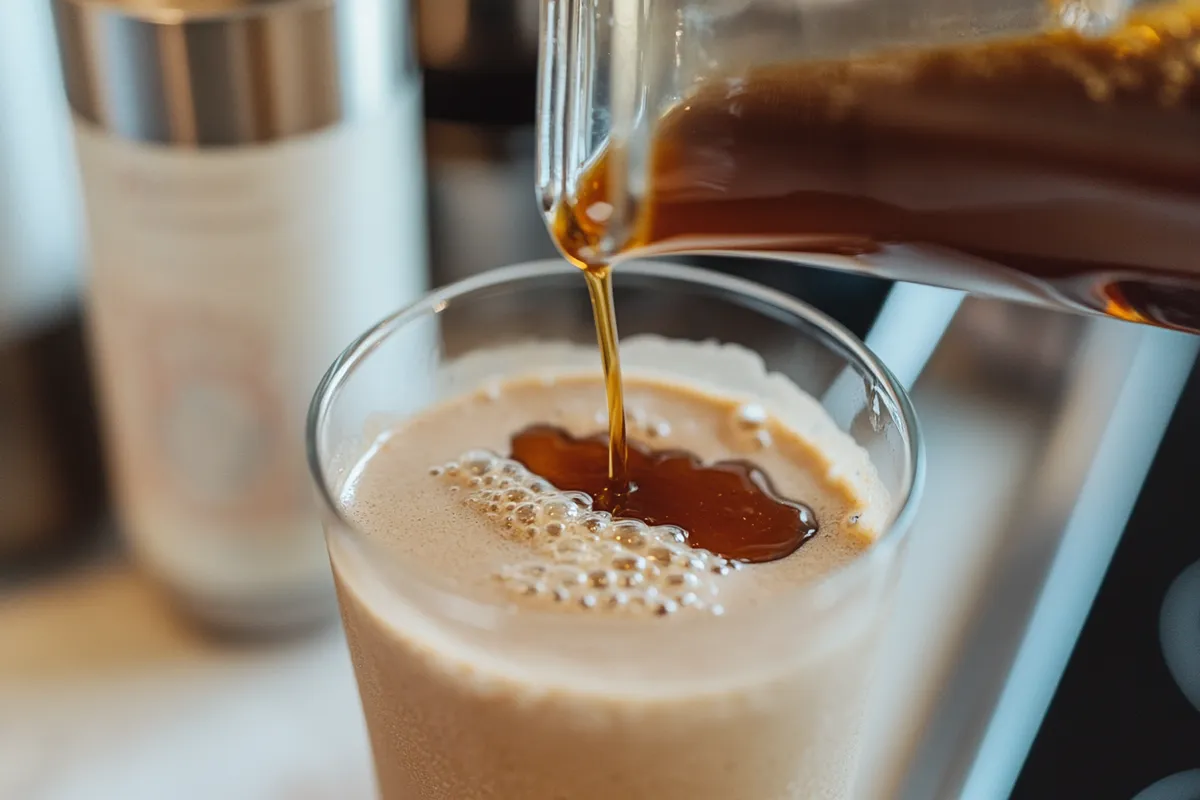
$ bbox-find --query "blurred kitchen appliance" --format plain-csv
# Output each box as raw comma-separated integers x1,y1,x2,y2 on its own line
0,0,105,568
50,0,428,634
417,0,560,286
1014,358,1200,800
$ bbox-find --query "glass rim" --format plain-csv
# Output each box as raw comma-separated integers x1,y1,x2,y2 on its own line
306,257,925,610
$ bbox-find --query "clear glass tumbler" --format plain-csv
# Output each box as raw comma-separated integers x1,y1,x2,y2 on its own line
307,258,924,800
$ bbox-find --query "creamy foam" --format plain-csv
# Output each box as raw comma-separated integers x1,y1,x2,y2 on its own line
342,397,875,615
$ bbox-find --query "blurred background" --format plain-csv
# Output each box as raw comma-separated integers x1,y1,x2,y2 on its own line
0,1,1197,799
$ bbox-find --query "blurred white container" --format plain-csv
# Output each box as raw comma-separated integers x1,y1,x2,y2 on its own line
49,0,429,633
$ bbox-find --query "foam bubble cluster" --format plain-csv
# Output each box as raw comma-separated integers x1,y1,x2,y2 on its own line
432,450,738,616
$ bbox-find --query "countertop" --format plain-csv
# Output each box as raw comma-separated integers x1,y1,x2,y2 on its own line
0,553,374,800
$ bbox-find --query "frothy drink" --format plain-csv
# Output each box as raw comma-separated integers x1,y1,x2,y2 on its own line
330,337,892,800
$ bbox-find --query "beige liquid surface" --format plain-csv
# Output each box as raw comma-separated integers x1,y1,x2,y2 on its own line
330,338,894,800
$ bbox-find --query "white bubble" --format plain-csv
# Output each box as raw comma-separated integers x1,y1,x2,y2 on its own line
612,553,647,572
611,520,648,549
513,503,538,524
461,451,497,476
541,498,580,522
647,545,674,566
620,572,645,588
583,513,610,534
667,571,699,588
654,525,687,544
588,569,614,588
733,403,768,429
544,522,566,538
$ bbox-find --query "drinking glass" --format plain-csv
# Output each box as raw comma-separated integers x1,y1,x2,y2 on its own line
307,258,924,799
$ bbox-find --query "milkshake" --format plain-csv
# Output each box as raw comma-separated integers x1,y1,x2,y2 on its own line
325,332,902,800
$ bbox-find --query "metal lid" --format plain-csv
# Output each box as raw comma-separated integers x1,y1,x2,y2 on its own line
51,0,416,146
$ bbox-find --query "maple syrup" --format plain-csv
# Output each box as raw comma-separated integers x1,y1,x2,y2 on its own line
510,424,819,563
582,267,629,487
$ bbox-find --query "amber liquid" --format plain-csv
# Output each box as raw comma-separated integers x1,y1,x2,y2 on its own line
559,244,822,563
582,267,629,489
556,248,819,562
511,424,819,562
555,2,1200,332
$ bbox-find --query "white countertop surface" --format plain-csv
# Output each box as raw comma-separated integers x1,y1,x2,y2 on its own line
0,559,375,800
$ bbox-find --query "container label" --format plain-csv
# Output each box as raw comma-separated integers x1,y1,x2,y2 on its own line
73,88,428,598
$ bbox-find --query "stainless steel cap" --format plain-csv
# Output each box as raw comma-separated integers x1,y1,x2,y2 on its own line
51,0,416,146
